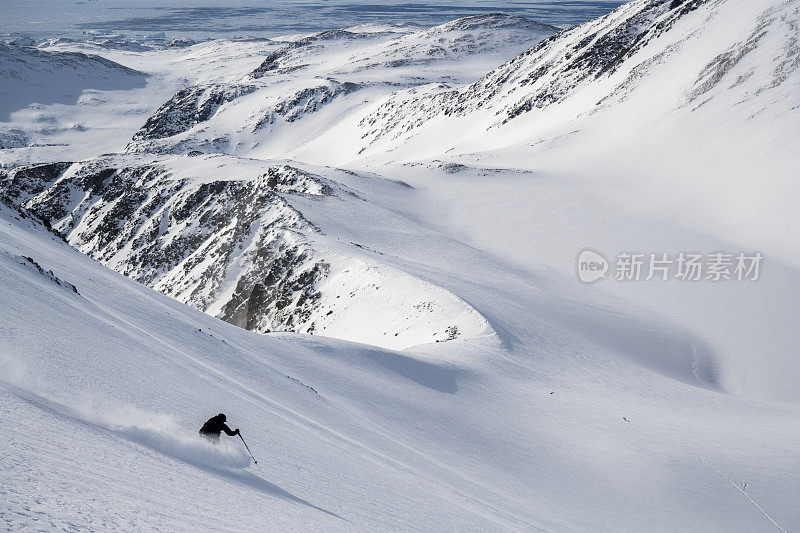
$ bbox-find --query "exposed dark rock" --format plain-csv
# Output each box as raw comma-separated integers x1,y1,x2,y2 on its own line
132,83,258,141
20,255,79,294
5,157,332,336
263,165,333,196
252,80,361,130
0,129,30,149
356,0,714,143
0,161,72,202
250,44,300,78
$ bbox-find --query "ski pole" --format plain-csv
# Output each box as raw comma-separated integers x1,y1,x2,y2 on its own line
239,433,258,464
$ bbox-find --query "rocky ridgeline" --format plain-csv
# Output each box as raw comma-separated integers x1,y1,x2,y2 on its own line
125,14,557,155
357,0,711,144
347,14,558,72
131,84,258,141
0,158,333,334
251,80,361,131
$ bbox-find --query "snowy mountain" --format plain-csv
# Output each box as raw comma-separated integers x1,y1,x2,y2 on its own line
1,14,554,348
122,14,557,156
2,1,800,531
314,0,799,160
0,154,490,349
4,146,799,530
285,0,800,405
0,43,146,124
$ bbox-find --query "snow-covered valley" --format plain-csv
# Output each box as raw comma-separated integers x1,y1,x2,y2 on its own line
1,1,799,531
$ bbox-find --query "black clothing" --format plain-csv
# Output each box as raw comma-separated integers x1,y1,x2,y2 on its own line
199,414,238,444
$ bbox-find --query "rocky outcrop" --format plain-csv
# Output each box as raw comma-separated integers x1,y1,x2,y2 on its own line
131,84,257,141
252,80,361,130
1,156,329,335
0,162,73,203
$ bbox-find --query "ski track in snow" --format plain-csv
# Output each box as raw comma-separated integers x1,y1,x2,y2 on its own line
692,454,788,533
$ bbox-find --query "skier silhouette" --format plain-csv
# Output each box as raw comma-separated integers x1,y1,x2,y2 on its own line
199,413,239,444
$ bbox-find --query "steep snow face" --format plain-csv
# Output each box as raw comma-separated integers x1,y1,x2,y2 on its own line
0,155,491,349
0,43,146,122
3,155,800,533
122,14,557,157
346,0,799,158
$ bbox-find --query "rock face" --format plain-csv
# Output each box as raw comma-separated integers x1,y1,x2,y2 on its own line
0,129,30,149
3,14,564,348
0,162,73,203
252,80,361,130
356,0,697,141
131,84,258,141
18,255,79,295
264,165,333,195
1,156,329,335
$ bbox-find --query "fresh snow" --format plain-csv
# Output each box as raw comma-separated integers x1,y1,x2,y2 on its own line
1,2,800,531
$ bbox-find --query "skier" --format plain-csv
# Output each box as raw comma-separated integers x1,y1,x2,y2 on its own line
199,413,240,444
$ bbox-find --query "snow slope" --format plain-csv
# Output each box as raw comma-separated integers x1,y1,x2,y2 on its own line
332,0,799,157
1,14,555,350
2,151,800,531
121,14,557,157
0,37,281,164
287,0,800,403
2,1,800,531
